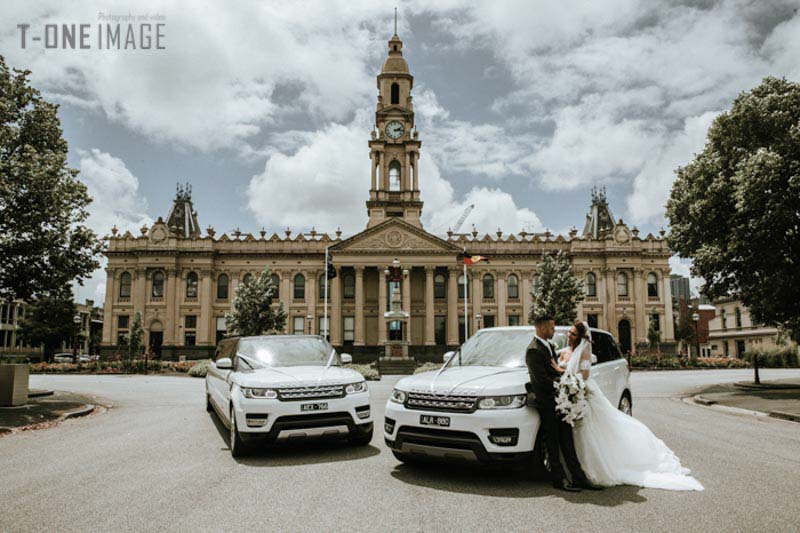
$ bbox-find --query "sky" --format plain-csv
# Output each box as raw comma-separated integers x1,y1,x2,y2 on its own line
2,0,799,303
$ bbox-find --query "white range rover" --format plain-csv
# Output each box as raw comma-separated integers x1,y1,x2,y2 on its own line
384,326,631,466
206,335,373,457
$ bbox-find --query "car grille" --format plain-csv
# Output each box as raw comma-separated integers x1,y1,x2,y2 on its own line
277,385,345,401
405,392,478,413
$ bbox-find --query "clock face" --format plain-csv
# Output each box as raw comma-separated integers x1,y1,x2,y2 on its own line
385,121,405,139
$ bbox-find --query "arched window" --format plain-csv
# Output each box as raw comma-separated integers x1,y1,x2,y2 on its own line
434,273,446,299
388,161,401,191
391,83,399,105
507,274,519,299
242,273,253,285
319,274,327,301
293,274,305,300
217,274,229,300
343,273,355,299
119,272,132,299
617,272,629,297
269,274,280,298
483,274,495,299
151,271,164,298
647,272,658,298
457,274,469,299
186,272,198,298
586,272,597,297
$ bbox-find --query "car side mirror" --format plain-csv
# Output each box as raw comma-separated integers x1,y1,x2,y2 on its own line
443,351,455,363
341,353,352,365
215,357,232,370
590,353,598,365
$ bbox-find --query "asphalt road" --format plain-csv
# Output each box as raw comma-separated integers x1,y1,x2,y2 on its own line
2,369,800,532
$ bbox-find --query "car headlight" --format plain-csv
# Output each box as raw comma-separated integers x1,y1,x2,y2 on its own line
241,387,278,399
389,389,407,404
345,381,368,394
477,395,526,409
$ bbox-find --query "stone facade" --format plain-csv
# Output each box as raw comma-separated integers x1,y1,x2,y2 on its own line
707,299,792,357
100,32,675,361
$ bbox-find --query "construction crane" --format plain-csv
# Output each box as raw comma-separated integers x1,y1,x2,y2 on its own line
451,204,475,234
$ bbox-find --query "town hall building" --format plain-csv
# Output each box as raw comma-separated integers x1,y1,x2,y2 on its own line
101,31,676,362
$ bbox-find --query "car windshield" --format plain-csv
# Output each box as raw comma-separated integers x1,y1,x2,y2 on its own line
453,329,536,368
236,337,338,367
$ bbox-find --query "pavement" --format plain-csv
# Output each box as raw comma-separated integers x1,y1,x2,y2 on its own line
694,378,800,422
1,369,799,532
0,390,99,434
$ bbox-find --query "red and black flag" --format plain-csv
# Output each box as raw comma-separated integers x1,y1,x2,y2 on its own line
459,252,489,266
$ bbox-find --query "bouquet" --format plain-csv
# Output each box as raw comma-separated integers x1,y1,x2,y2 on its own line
554,372,588,427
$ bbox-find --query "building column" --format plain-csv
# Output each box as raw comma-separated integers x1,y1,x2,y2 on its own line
404,152,411,191
402,267,411,342
306,271,317,334
370,152,377,191
102,268,114,344
378,152,385,190
378,267,387,344
165,269,178,345
199,270,212,344
498,274,508,326
424,266,435,345
663,271,675,342
447,267,459,345
472,272,481,334
633,268,647,347
604,268,615,332
354,266,365,346
330,272,342,345
279,272,291,322
412,152,419,191
134,268,146,316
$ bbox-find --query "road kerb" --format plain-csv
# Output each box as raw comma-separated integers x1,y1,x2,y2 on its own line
62,404,95,420
683,395,768,419
769,411,800,423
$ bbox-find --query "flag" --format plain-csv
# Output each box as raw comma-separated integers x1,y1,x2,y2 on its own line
326,259,337,280
459,252,488,266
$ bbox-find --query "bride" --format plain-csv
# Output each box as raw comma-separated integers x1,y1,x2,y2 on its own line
552,320,704,491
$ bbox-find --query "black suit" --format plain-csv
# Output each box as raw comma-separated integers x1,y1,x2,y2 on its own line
525,337,588,484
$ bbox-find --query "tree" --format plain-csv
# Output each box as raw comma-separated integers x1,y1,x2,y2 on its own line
18,294,81,360
647,319,661,355
528,251,584,325
226,267,287,337
0,55,102,303
126,312,144,368
667,77,800,352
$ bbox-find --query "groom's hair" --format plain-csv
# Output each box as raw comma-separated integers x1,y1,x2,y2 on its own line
533,313,554,325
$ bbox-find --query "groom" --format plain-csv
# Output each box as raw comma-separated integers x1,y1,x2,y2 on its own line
526,314,601,492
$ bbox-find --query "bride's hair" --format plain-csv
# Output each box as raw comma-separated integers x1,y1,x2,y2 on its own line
570,320,592,349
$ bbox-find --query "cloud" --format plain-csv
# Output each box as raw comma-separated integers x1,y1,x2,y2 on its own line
72,149,151,304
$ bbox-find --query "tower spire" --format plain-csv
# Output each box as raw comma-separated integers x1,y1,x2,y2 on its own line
394,7,397,35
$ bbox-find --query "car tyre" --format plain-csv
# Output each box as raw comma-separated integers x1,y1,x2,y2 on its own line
348,426,373,447
229,407,249,458
618,392,633,416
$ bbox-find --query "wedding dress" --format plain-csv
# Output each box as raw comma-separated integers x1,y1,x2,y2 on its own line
562,330,704,491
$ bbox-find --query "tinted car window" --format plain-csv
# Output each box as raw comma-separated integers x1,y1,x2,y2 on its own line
607,336,623,361
592,332,613,364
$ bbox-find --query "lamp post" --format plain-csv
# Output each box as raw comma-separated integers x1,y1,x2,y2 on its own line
72,313,82,357
475,313,482,332
307,314,313,335
691,311,700,362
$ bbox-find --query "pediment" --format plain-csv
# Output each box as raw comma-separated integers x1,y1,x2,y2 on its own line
331,219,461,255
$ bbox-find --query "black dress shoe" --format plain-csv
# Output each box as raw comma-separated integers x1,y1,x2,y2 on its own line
553,478,582,492
577,479,604,491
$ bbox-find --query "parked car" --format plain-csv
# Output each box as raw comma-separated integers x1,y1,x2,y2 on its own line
384,326,631,467
206,335,373,457
53,353,75,363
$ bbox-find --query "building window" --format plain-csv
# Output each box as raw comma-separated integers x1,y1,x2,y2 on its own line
343,274,355,299
117,315,129,345
735,307,742,329
391,82,399,105
151,271,165,298
458,316,466,344
119,272,132,299
585,272,597,297
650,313,660,332
388,161,401,191
319,274,328,301
242,273,253,285
185,315,197,329
647,273,658,298
483,315,495,329
186,272,198,299
458,274,469,299
184,332,196,346
216,274,229,300
318,317,330,340
533,275,541,294
587,314,598,328
507,274,519,299
293,274,305,300
343,316,355,342
721,309,727,330
483,274,494,300
508,315,520,327
434,315,446,345
269,274,280,298
434,273,446,299
0,304,8,324
216,317,227,343
617,272,629,297
185,315,197,346
293,316,305,335
118,315,129,329
724,341,730,357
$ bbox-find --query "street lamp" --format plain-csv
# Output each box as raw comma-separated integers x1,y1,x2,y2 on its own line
691,311,700,361
307,314,313,335
72,313,82,358
475,313,482,331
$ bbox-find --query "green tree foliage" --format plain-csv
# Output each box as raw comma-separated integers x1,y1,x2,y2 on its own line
226,267,287,337
127,312,144,363
528,251,584,325
647,319,661,353
18,294,81,360
667,77,800,341
0,55,102,302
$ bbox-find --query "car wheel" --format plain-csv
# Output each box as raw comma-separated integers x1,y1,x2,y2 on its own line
229,407,248,458
348,426,373,447
618,393,632,416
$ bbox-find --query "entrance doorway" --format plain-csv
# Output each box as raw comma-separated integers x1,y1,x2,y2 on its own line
618,319,632,355
149,320,164,357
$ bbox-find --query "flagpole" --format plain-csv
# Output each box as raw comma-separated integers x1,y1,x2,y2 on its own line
463,247,468,340
324,246,329,339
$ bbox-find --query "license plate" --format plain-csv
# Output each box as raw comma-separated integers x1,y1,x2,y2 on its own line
301,402,328,412
420,414,450,427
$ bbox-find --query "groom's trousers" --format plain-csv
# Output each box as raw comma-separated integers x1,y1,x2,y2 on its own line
536,400,588,483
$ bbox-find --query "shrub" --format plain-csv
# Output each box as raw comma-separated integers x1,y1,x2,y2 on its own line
415,362,443,374
188,360,211,377
743,347,799,368
349,363,380,381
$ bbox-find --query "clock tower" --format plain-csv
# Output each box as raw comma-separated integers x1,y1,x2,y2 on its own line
366,31,423,229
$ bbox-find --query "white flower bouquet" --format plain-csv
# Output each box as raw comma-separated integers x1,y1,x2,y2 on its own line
554,372,588,426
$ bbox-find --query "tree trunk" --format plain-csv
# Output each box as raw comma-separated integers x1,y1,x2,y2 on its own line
753,353,760,384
